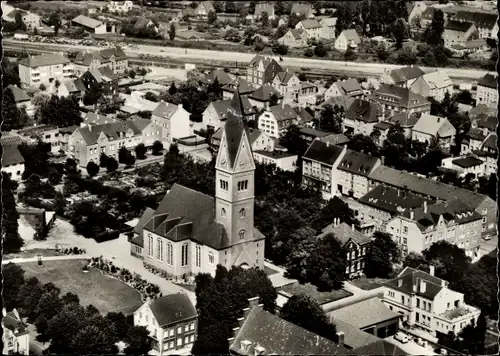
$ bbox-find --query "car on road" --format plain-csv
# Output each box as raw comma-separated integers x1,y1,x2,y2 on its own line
395,332,409,343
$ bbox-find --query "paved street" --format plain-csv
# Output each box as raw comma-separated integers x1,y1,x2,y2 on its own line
386,335,437,355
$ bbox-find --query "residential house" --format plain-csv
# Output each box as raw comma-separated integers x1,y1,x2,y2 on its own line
18,53,73,87
327,297,400,339
343,99,382,136
17,207,56,241
246,55,283,86
229,297,349,355
302,139,347,200
4,9,40,29
337,149,381,198
334,29,361,51
271,70,301,104
291,3,314,19
476,73,498,108
83,112,116,126
222,77,256,100
58,125,79,152
318,95,356,119
388,111,420,139
0,136,26,180
419,7,453,29
452,11,498,39
194,1,215,19
372,84,431,118
294,107,315,127
317,221,372,278
47,79,86,101
134,293,198,354
295,82,318,107
2,309,30,355
386,199,483,258
1,2,15,21
473,133,497,176
108,0,134,13
73,47,128,76
71,15,107,34
411,114,456,151
382,267,481,336
80,67,118,95
443,21,478,49
211,127,275,153
408,2,428,27
410,70,453,101
441,155,485,177
319,133,351,146
133,18,159,33
460,127,488,155
68,118,162,167
277,29,309,48
248,85,283,110
152,101,191,143
468,103,497,120
254,3,275,19
358,185,431,231
320,17,337,39
17,124,61,153
202,96,255,131
324,79,364,101
368,165,497,240
372,122,392,144
379,66,425,89
207,69,236,86
295,19,322,40
253,150,298,172
258,103,300,139
5,85,35,117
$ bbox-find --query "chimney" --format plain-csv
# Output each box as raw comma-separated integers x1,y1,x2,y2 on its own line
380,156,385,165
351,224,355,232
282,101,284,109
232,327,240,338
420,280,426,293
430,265,435,276
423,201,428,213
437,117,440,123
248,296,260,309
179,103,183,109
326,141,330,147
336,331,345,346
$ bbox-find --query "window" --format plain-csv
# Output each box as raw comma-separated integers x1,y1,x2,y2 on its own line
220,180,228,190
181,244,188,266
190,335,195,342
208,252,214,264
195,245,201,268
239,208,246,217
239,230,245,240
157,239,163,261
177,327,182,334
482,208,487,215
403,226,408,234
148,234,153,257
169,329,174,337
237,180,248,191
167,243,173,265
177,338,182,346
185,336,189,344
221,208,226,217
388,291,395,298
190,322,195,331
185,325,189,332
417,298,420,308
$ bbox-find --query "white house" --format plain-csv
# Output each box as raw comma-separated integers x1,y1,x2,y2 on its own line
295,19,322,39
258,103,299,139
410,70,453,102
0,136,26,181
411,114,456,151
108,0,134,13
320,17,337,39
2,309,30,355
441,155,485,177
152,101,191,144
253,150,298,172
334,29,361,51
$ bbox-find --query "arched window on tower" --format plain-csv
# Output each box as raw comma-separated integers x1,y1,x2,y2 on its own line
239,229,245,240
239,208,246,217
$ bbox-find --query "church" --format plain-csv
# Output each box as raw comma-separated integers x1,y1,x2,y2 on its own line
129,88,265,278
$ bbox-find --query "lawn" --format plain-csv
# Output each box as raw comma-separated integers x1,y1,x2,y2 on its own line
20,260,142,315
350,276,389,291
278,282,353,305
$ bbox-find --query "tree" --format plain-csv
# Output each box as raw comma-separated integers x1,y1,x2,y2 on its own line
2,173,23,254
61,292,80,305
100,153,110,168
35,316,51,343
119,147,131,164
274,24,288,40
135,143,147,160
37,95,82,127
347,134,379,156
364,232,400,278
15,11,26,31
124,326,151,355
272,43,288,55
261,11,269,27
98,94,125,115
48,12,62,36
106,312,130,342
152,141,164,155
72,325,118,355
319,104,343,133
83,85,103,106
280,124,308,156
280,294,338,341
314,43,328,57
454,90,474,105
106,157,119,172
144,92,159,102
313,197,357,231
86,161,99,177
2,263,25,311
168,22,175,41
425,9,444,46
422,240,471,284
2,88,29,131
392,18,408,49
403,251,429,271
207,10,217,24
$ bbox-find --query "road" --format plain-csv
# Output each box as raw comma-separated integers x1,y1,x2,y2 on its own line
4,39,491,81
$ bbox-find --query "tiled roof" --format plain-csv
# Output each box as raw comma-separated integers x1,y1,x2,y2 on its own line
1,139,25,167
466,127,487,142
389,66,425,84
374,84,429,109
476,114,497,131
385,267,445,300
327,317,380,349
321,17,337,27
320,134,350,146
452,156,484,168
248,55,282,73
327,297,400,329
477,73,497,89
275,71,296,85
6,85,30,102
84,112,113,125
368,165,490,210
299,127,333,138
76,47,127,66
19,53,70,68
389,111,419,127
289,28,306,40
469,103,497,119
359,185,431,215
352,339,407,355
336,79,363,96
374,121,393,130
76,119,146,146
72,15,103,28
338,149,380,176
207,69,236,86
320,95,356,111
346,99,381,123
249,85,282,102
269,103,297,124
340,29,361,43
299,19,321,29
18,124,57,136
317,222,372,246
445,20,474,32
2,311,29,336
210,97,255,120
413,113,455,137
152,101,179,119
63,79,86,93
132,207,156,247
222,77,256,94
454,11,497,28
303,139,345,166
420,71,452,90
481,133,496,151
224,88,251,169
148,293,197,327
294,107,314,123
231,306,348,355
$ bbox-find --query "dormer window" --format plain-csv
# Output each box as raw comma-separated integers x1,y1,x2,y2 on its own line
241,340,252,352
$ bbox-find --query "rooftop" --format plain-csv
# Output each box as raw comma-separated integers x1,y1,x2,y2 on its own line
389,66,425,84
346,99,381,123
303,139,345,166
420,70,452,90
445,20,475,32
452,156,484,168
413,113,455,137
338,149,380,176
374,84,429,109
317,222,372,246
249,84,282,102
441,306,478,320
19,53,70,68
389,111,420,127
253,150,296,159
477,73,497,89
72,14,103,29
299,19,321,29
359,185,431,215
278,282,353,305
385,267,446,300
147,292,197,327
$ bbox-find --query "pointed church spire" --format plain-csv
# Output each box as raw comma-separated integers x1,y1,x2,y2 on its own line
224,82,247,169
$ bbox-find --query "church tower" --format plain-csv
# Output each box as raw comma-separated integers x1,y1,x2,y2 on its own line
215,86,256,247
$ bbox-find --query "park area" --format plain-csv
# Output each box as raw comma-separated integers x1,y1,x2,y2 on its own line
278,282,353,306
20,259,142,315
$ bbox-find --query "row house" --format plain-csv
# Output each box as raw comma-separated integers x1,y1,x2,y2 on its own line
202,96,255,132
277,28,309,48
2,309,30,355
295,19,322,39
410,70,453,102
337,149,381,199
367,165,497,240
411,114,456,152
386,199,483,258
334,29,361,52
343,99,382,136
379,66,425,89
476,73,498,109
18,53,73,88
68,117,162,167
271,70,301,104
382,267,480,337
324,79,364,101
5,85,35,117
134,293,198,354
451,10,498,39
441,155,485,177
73,47,128,76
246,55,282,87
316,221,372,279
371,84,431,119
302,139,347,200
443,21,478,49
152,101,191,144
258,103,299,139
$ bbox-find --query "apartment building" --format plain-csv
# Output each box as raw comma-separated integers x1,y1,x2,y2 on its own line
476,73,498,108
68,117,162,167
151,101,191,144
258,103,299,139
382,267,480,337
386,199,482,258
337,150,381,199
410,71,453,102
343,99,382,136
302,139,347,200
271,70,301,104
411,114,456,151
372,84,431,118
246,55,282,86
2,309,30,355
295,19,322,39
134,293,198,354
73,47,128,76
4,9,40,29
18,54,73,87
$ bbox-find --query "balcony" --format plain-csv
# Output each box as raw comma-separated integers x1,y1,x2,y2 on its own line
440,304,479,322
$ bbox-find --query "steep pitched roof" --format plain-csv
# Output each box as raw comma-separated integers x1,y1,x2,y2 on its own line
359,185,431,215
289,28,306,40
248,55,282,73
481,133,496,151
340,29,361,43
419,71,452,89
269,103,298,123
327,317,380,349
445,20,474,32
207,69,236,86
2,311,29,336
152,101,179,119
299,19,321,29
72,15,103,29
477,73,497,89
6,85,30,102
454,10,497,28
148,293,197,327
222,77,255,94
210,97,255,120
1,139,25,167
385,267,445,300
352,340,407,355
389,111,420,127
476,114,497,131
303,139,345,166
374,84,429,109
231,306,348,355
197,1,215,13
76,120,143,146
248,85,282,102
19,53,70,67
317,222,372,246
333,79,363,97
465,127,487,142
321,95,356,111
275,71,296,85
413,114,455,137
389,66,425,84
346,99,381,123
338,149,380,176
320,134,350,146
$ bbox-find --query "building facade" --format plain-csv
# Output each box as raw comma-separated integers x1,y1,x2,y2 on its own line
18,54,73,87
2,309,30,355
476,73,498,108
246,55,282,86
152,101,191,144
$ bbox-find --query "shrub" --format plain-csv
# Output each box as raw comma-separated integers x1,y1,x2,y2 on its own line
304,48,314,57
73,247,79,254
110,265,117,273
94,230,120,243
152,141,164,155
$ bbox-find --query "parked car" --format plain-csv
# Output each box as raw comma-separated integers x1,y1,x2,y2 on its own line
395,332,409,344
